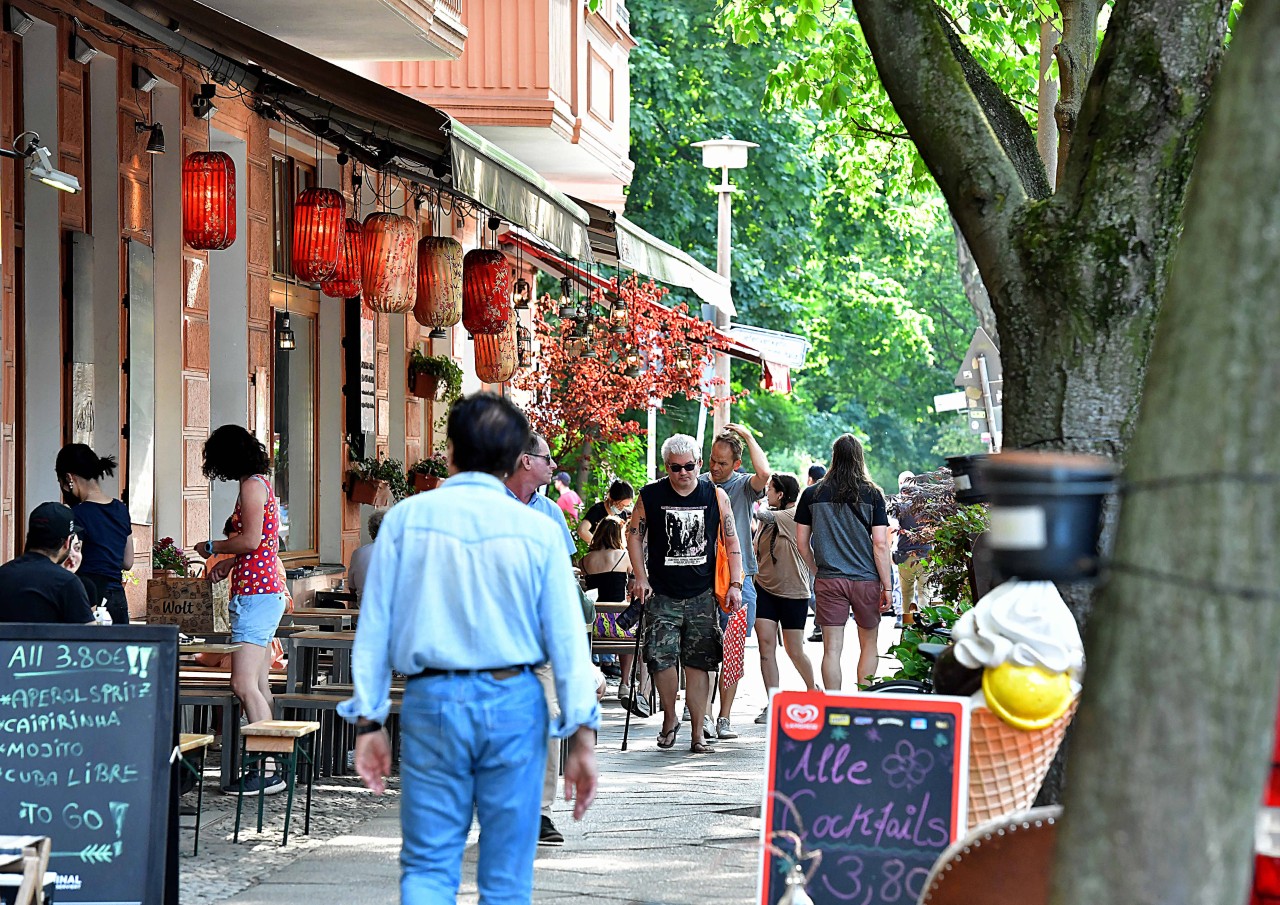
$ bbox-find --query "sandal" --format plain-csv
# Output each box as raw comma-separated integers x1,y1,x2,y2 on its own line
689,741,715,754
656,723,681,749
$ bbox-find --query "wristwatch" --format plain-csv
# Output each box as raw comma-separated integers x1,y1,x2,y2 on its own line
354,720,383,736
730,580,744,590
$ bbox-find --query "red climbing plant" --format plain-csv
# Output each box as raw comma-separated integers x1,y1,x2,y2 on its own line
513,275,746,453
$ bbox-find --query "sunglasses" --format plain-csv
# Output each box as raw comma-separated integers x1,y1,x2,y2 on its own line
666,462,698,473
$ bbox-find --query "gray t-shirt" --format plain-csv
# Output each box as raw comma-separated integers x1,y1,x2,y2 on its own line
794,481,888,581
702,471,766,576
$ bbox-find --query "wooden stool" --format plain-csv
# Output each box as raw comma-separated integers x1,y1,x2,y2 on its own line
177,733,214,855
0,835,52,905
233,720,320,846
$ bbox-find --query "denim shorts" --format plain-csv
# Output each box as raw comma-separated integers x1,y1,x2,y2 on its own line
229,593,287,647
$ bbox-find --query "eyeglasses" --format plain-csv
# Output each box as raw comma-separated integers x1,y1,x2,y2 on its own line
665,462,698,473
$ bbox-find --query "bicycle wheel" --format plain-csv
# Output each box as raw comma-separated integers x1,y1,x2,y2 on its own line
863,678,932,694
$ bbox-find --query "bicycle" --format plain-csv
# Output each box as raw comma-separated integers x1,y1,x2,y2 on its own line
863,618,953,694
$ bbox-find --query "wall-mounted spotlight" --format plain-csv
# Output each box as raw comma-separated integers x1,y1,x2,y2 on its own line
70,34,98,64
135,121,165,154
191,95,216,121
132,65,159,93
2,132,82,193
4,6,34,36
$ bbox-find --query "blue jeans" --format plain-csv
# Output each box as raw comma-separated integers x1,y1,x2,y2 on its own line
718,574,758,637
399,670,548,904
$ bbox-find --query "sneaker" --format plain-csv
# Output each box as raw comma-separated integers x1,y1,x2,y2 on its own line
702,716,718,741
808,626,823,643
754,707,769,725
539,815,565,847
228,770,287,796
682,705,692,722
716,717,738,739
894,618,904,629
618,683,631,701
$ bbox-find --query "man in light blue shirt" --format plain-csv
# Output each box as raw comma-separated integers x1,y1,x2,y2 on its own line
504,431,578,848
341,394,600,904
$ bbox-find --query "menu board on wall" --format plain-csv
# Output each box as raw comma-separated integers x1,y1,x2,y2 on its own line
760,690,970,905
360,316,376,433
0,624,178,904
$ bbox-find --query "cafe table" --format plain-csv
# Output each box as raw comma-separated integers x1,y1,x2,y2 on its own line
283,630,357,694
282,608,355,631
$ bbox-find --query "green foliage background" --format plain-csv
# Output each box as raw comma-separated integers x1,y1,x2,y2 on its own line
625,0,985,488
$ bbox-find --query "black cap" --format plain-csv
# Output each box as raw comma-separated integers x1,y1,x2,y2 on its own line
27,502,76,548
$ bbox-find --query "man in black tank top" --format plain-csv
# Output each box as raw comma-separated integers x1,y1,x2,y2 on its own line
627,434,743,754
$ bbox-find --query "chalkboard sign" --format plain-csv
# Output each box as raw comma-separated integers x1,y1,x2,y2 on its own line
760,691,971,905
0,624,178,905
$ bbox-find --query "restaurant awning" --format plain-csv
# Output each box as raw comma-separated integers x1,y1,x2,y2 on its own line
89,0,593,260
571,198,734,316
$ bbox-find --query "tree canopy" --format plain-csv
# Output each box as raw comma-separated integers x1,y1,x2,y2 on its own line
626,0,984,487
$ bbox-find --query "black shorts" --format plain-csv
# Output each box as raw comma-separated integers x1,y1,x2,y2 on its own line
755,586,810,631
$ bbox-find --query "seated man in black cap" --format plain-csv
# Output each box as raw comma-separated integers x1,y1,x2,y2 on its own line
0,502,96,624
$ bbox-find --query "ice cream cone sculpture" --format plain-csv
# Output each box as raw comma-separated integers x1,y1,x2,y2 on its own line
950,580,1084,828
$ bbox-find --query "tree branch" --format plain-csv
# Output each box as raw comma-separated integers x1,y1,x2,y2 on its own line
851,0,1032,311
1052,0,1102,185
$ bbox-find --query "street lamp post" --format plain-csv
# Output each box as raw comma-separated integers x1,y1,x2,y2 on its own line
691,137,755,439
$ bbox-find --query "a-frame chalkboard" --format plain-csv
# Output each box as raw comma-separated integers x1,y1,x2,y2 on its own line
760,690,971,905
0,624,178,905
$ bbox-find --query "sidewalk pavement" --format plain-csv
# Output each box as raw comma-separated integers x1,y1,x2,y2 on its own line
190,618,904,904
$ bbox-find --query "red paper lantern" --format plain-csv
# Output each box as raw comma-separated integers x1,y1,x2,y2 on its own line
321,217,363,299
360,212,417,313
414,236,463,330
182,151,236,250
462,249,512,336
291,188,345,282
474,316,518,383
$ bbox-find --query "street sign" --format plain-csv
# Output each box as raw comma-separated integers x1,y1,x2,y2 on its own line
954,328,1002,388
933,390,967,412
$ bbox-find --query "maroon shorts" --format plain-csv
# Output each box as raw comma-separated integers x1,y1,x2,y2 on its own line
815,578,882,630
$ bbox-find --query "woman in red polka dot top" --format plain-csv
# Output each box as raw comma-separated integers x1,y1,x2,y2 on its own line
194,424,289,795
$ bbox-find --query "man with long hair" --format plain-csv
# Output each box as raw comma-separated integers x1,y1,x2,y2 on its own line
795,434,894,690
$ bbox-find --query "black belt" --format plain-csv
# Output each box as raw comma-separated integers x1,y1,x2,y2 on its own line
406,664,536,681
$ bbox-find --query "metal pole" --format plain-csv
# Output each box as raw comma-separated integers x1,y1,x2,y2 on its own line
712,166,733,437
976,354,1000,453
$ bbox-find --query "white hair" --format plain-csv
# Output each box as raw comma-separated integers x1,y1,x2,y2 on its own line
660,434,700,463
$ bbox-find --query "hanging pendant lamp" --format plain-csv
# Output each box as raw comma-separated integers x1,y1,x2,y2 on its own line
321,217,363,299
291,188,345,282
474,316,518,383
414,236,463,334
360,212,417,313
182,151,236,250
462,248,512,336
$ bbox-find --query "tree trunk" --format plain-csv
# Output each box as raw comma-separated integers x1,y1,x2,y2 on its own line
1037,18,1060,189
1051,6,1280,903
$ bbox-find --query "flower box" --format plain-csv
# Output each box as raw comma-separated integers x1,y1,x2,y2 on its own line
411,473,441,492
347,476,391,507
409,371,440,400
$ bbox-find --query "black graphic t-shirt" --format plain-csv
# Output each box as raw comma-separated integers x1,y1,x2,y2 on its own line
639,477,719,600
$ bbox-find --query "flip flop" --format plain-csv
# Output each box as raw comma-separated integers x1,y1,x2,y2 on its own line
657,723,680,749
689,741,715,754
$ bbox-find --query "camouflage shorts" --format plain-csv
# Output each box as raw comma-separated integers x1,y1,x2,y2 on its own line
644,589,723,674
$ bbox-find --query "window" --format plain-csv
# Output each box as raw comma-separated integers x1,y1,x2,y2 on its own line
273,309,316,553
271,155,315,280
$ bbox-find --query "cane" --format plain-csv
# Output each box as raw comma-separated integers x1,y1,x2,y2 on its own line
620,602,645,752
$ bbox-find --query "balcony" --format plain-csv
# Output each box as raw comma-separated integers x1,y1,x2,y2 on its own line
351,0,635,209
200,0,467,61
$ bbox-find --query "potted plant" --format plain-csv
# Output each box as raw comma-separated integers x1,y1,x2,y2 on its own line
152,536,195,577
347,444,411,506
408,452,449,492
408,349,463,404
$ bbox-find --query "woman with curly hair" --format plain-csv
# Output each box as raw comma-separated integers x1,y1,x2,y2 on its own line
194,425,287,795
55,443,134,625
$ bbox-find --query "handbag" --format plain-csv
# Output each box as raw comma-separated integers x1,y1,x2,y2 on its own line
714,488,733,613
614,596,644,633
592,611,637,640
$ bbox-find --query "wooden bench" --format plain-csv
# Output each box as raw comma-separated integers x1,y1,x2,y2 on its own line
234,720,320,846
180,686,241,790
177,734,215,855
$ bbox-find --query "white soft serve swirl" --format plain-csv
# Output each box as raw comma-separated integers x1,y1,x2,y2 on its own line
952,580,1084,681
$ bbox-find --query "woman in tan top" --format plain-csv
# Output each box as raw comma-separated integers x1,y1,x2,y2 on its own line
753,473,817,721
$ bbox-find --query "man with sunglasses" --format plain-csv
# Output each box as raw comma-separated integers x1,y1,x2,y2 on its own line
627,434,743,754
